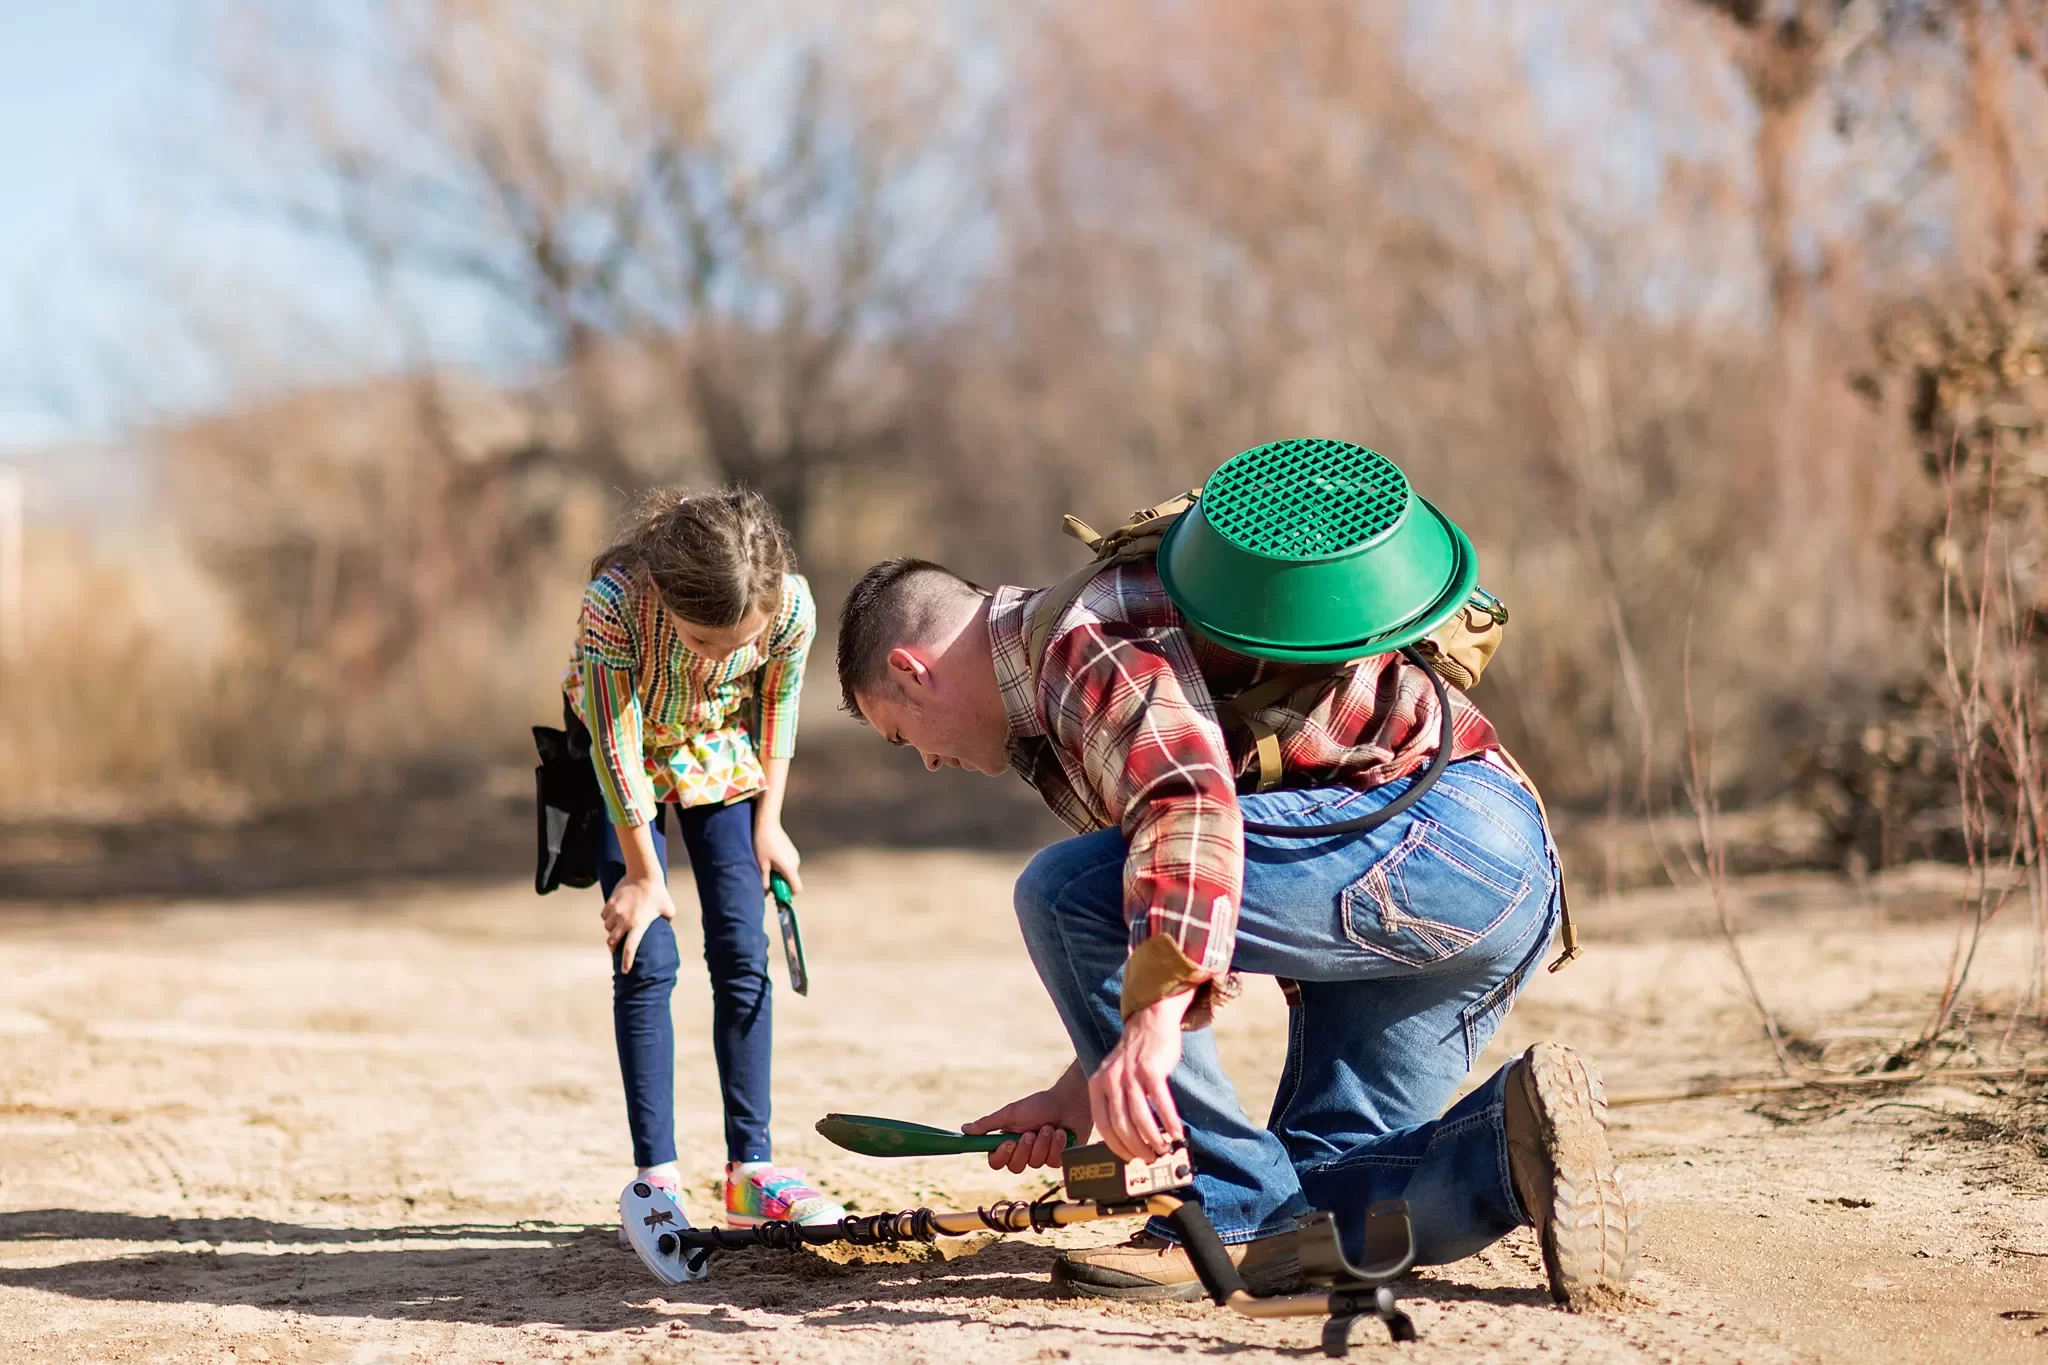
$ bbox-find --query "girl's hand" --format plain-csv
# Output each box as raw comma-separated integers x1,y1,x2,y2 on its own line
602,875,676,973
755,819,803,894
1090,992,1191,1161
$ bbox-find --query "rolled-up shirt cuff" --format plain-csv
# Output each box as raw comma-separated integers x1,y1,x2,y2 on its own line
1120,932,1220,1028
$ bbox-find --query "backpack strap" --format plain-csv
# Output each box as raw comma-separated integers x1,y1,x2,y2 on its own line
1024,556,1109,678
1022,485,1342,795
1023,488,1202,677
1220,665,1342,792
1024,573,1338,792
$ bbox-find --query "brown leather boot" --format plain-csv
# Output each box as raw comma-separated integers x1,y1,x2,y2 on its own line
1052,1225,1303,1301
1504,1042,1643,1310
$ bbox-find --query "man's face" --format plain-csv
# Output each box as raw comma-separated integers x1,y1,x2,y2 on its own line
856,650,1012,776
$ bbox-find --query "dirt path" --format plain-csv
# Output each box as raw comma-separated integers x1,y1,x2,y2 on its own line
2,852,2044,1363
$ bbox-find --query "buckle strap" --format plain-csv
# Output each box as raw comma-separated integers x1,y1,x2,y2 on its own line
1223,664,1342,792
1491,745,1582,972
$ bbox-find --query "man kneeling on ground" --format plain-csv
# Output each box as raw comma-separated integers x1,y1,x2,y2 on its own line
834,549,1641,1308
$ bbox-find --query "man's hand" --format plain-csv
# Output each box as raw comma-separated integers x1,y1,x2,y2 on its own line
963,1061,1093,1174
754,819,803,894
601,875,676,974
1090,991,1192,1161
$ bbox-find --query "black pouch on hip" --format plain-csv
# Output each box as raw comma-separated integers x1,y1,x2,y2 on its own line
532,700,607,894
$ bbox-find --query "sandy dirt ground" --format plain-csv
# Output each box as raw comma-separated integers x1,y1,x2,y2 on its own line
3,850,2046,1364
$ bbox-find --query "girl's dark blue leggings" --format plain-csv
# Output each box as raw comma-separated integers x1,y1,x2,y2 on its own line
597,798,772,1168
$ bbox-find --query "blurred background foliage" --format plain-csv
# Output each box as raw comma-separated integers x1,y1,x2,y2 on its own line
3,0,2047,897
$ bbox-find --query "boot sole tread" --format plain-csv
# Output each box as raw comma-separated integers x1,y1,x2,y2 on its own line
1525,1042,1644,1311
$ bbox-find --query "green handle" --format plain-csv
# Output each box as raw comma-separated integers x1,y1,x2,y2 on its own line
816,1113,1076,1158
768,870,807,996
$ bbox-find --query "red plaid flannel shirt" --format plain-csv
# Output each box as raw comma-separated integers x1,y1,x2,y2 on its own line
988,562,1500,1019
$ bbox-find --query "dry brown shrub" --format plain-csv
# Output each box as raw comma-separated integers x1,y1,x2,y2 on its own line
10,0,2048,873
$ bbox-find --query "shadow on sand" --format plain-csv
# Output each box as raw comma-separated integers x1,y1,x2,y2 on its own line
1,1207,1551,1346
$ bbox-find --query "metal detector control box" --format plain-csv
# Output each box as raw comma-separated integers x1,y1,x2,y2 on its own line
1060,1141,1193,1204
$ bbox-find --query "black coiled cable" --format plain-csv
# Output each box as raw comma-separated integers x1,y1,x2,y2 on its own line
973,1198,1067,1234
675,1197,1084,1253
1239,647,1456,838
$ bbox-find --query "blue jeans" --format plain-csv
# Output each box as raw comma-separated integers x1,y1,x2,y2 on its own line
598,799,773,1169
1014,758,1559,1265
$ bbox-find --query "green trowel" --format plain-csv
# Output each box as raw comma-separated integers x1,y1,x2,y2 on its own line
769,871,808,996
815,1113,1074,1159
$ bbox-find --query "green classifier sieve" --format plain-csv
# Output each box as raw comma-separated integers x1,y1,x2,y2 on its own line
1155,439,1478,663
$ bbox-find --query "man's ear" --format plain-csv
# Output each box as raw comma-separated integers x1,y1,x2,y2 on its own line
885,646,931,694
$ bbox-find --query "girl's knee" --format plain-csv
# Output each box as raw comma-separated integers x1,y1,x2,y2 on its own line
700,898,770,974
709,963,773,1013
702,936,770,987
615,918,682,989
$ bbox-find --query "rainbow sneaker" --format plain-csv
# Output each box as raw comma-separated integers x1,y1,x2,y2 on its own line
724,1162,847,1227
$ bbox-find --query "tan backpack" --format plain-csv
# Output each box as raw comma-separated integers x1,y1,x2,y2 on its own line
1021,488,1580,970
1023,488,1511,786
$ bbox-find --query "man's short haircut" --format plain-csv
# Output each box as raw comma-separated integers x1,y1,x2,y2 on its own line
836,558,987,717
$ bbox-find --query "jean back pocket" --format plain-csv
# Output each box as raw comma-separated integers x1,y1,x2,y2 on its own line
1339,814,1534,969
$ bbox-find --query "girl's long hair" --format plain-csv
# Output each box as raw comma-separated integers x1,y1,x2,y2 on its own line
590,486,793,626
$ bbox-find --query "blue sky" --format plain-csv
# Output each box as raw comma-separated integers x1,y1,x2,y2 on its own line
0,0,1920,461
0,2,190,448
0,1,478,455
0,0,1012,457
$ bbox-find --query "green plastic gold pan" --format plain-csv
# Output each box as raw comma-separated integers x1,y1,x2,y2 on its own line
815,1113,1074,1158
1155,438,1479,664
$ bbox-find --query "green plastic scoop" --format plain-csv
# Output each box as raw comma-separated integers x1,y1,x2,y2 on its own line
815,1113,1071,1158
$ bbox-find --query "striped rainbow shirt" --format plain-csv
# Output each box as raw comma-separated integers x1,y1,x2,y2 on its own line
562,567,815,827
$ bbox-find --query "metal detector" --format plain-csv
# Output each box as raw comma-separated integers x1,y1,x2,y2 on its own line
618,1142,1419,1353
